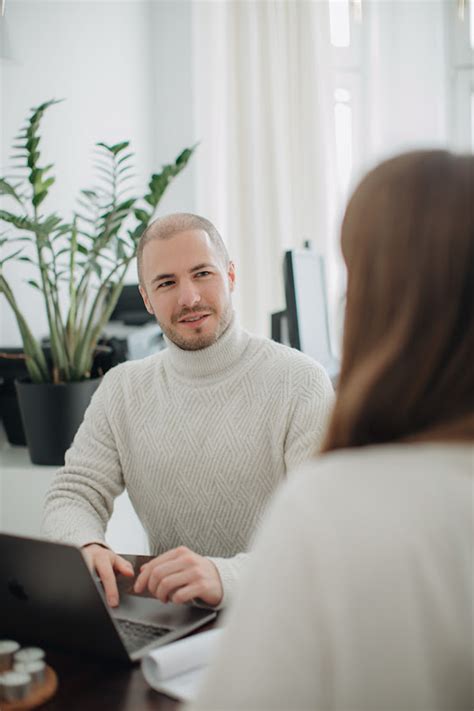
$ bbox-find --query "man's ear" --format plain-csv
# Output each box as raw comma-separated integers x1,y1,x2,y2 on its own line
227,261,236,293
139,284,154,315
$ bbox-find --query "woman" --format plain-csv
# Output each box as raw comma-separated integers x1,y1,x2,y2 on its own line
191,151,473,710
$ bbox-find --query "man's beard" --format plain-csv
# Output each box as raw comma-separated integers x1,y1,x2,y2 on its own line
159,300,233,351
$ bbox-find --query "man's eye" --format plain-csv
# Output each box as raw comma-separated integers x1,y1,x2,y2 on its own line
156,281,174,289
196,271,211,278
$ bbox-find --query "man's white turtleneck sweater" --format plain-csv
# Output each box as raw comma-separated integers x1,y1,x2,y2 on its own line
42,316,334,603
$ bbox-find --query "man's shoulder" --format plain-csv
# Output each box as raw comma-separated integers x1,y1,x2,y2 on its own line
101,351,165,390
247,333,332,384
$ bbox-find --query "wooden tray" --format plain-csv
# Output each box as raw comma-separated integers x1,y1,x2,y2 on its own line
1,665,58,710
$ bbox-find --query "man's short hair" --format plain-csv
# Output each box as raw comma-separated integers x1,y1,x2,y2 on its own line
137,213,230,284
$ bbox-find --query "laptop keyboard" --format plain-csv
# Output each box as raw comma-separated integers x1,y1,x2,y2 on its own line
115,618,171,653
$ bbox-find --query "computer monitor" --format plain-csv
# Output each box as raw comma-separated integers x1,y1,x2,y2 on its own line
282,249,339,382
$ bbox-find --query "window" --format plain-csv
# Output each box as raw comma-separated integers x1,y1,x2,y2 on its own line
329,0,351,48
334,88,353,198
328,0,364,201
447,0,474,150
325,1,365,353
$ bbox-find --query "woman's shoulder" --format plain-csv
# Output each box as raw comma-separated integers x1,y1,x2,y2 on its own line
281,442,473,530
293,441,472,485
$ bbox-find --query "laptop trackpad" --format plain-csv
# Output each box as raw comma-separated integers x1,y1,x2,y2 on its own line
112,594,200,629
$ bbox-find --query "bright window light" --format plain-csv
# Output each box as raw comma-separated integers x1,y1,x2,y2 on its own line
329,0,351,48
334,89,353,197
470,0,474,49
334,88,351,103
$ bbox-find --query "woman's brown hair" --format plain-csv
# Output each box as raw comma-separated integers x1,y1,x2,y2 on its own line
322,150,474,453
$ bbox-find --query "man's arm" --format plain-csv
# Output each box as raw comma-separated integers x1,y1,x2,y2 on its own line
42,368,132,605
284,360,334,471
42,368,125,547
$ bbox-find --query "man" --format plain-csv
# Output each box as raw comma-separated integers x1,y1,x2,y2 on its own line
42,213,334,609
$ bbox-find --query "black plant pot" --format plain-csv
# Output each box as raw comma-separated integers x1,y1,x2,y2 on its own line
0,378,27,445
15,377,101,466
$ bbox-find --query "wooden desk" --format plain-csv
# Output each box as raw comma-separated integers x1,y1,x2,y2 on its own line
23,555,215,710
37,648,179,711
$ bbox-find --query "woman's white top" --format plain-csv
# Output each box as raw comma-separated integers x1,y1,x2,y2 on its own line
192,442,473,711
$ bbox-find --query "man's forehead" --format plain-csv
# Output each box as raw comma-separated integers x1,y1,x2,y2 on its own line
142,229,220,275
145,229,213,254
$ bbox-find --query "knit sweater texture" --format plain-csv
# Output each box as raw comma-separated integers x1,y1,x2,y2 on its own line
192,442,473,710
42,317,334,604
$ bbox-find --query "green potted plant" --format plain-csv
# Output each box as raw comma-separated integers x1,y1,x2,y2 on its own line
0,99,195,464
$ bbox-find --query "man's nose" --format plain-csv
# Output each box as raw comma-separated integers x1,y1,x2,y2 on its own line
177,281,201,308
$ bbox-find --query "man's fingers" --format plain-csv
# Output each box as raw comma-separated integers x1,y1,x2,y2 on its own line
170,582,204,605
146,559,185,587
134,548,223,606
139,546,190,572
113,555,134,578
135,556,189,594
152,570,192,603
134,558,181,593
134,567,151,593
95,556,120,607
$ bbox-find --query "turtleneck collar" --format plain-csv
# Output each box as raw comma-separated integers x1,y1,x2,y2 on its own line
162,313,250,381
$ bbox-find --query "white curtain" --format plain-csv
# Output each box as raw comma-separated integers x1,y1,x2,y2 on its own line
192,0,337,337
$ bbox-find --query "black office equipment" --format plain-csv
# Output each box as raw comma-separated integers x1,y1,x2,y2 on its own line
110,284,154,326
0,534,216,664
273,249,339,383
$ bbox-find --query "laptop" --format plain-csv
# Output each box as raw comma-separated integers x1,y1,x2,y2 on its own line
0,533,217,663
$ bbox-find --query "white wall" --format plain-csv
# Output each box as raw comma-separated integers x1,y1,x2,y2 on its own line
0,0,195,347
0,0,457,346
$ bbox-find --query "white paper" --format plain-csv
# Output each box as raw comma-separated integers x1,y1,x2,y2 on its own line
141,629,222,701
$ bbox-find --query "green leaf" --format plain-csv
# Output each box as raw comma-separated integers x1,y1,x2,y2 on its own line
0,178,24,204
134,208,150,223
0,247,24,266
0,210,41,232
117,164,134,177
110,141,130,155
116,198,135,211
54,247,71,258
26,279,41,291
35,177,55,195
81,189,99,200
41,214,63,232
97,141,130,156
26,137,40,154
176,146,195,166
117,152,134,165
129,223,146,242
144,194,156,207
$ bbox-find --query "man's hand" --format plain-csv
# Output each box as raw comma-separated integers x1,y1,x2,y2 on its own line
82,543,134,608
133,546,223,607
